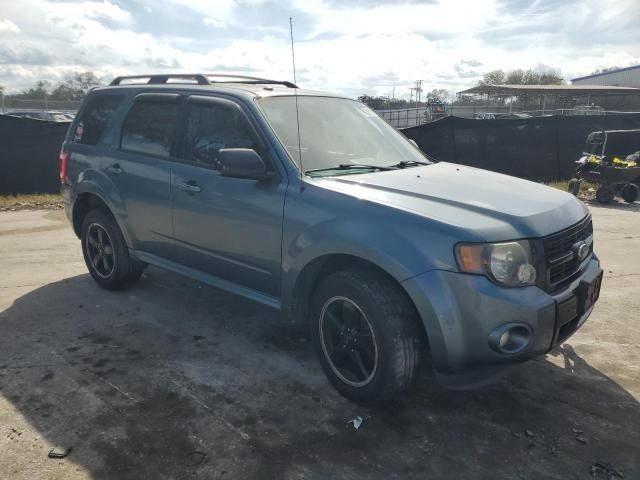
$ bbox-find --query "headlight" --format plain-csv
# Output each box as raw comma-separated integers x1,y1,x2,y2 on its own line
455,240,537,287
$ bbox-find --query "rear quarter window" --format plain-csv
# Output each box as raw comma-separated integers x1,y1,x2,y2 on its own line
73,95,123,145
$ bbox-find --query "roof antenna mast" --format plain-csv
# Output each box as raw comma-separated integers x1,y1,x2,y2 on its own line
290,17,305,190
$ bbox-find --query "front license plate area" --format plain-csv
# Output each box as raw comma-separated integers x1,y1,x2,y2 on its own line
576,272,603,315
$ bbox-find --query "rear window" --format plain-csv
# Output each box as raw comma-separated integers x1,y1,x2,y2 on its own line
73,95,123,145
121,98,179,158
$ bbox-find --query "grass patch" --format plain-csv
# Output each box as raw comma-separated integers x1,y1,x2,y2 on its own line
545,180,600,202
0,193,63,211
546,180,599,192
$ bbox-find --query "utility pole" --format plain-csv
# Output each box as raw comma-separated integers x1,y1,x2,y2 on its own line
413,80,423,115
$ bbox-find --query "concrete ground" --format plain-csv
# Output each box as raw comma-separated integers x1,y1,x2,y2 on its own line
0,204,638,480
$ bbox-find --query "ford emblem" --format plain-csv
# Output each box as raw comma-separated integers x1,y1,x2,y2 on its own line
573,241,590,261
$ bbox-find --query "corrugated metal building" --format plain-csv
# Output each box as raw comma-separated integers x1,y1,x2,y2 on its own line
572,65,640,88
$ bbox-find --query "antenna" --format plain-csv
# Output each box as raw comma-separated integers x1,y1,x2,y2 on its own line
290,17,304,188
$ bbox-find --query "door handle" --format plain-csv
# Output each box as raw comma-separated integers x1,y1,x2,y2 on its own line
106,164,123,175
178,181,201,193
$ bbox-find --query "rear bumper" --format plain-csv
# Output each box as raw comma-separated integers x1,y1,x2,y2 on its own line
402,256,602,389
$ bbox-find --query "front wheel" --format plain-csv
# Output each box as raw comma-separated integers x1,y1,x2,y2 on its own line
81,209,145,290
310,269,424,406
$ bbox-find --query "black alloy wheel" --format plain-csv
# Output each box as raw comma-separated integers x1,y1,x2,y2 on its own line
310,269,424,406
319,296,378,387
86,223,116,278
81,209,145,290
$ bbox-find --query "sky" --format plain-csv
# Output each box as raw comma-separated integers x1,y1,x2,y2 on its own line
0,0,639,98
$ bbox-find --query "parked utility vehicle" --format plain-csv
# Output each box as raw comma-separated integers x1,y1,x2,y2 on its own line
61,74,603,405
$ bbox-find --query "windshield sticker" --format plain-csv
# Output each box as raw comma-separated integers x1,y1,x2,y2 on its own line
73,122,84,143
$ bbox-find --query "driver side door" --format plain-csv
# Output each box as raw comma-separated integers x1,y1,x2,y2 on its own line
170,95,287,299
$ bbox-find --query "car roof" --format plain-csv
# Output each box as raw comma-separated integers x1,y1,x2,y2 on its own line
92,83,348,100
90,74,350,101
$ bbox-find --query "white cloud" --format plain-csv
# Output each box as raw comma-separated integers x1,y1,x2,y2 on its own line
0,0,638,96
0,19,20,33
203,17,228,29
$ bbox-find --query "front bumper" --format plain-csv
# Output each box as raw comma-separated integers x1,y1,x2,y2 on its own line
402,256,602,389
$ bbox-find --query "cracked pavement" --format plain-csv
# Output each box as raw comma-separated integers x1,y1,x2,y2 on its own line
0,203,638,479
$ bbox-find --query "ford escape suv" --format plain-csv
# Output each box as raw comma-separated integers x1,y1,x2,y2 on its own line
60,74,603,405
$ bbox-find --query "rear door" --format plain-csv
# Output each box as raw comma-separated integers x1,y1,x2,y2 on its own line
107,93,180,259
170,95,287,297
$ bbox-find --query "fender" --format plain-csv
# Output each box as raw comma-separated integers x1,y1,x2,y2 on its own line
281,217,452,309
71,168,135,249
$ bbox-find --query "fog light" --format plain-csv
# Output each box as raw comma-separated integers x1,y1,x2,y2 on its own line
489,323,532,354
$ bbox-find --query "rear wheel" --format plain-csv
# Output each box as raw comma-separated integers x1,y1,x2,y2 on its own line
81,209,145,290
595,185,615,204
567,178,581,196
621,183,639,204
310,269,423,406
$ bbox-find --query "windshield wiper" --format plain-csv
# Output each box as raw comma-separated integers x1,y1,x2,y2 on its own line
305,164,395,175
390,160,431,168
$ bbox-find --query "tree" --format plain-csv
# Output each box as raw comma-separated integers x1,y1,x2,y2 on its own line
50,72,103,100
357,95,411,110
590,66,621,75
13,80,52,100
505,69,525,84
478,66,563,86
479,70,506,86
425,88,448,104
5,71,104,101
71,71,102,92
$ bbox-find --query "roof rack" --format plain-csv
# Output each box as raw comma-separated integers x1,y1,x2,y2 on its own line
109,73,297,88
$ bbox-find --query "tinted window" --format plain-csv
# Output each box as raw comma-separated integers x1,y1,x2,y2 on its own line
73,95,123,145
183,102,256,169
121,98,179,157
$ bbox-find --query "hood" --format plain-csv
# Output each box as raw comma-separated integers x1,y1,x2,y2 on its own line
312,162,588,241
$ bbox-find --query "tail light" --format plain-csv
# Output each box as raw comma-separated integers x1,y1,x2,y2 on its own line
59,148,69,184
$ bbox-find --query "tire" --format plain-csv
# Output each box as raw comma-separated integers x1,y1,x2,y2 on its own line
621,183,639,204
310,269,424,406
567,178,581,196
81,209,145,290
595,185,615,204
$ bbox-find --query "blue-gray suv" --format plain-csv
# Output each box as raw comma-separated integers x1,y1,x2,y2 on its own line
60,74,603,405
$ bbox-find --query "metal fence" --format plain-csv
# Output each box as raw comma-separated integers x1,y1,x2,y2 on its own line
0,98,82,114
376,104,640,128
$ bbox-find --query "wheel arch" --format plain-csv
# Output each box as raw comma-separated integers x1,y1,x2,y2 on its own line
72,191,133,249
288,253,428,345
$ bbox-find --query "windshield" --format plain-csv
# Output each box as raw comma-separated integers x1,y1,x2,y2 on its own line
257,96,431,175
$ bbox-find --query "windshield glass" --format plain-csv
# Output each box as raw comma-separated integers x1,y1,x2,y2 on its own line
257,96,431,174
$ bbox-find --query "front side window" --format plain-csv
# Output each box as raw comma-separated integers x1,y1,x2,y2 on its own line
183,101,257,169
73,94,123,145
121,98,179,157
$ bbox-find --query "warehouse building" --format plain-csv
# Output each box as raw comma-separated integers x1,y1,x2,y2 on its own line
572,65,640,88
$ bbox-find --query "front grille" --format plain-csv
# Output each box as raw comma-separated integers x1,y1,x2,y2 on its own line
543,216,593,291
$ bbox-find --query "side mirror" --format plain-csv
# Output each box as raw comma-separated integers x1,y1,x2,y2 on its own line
408,139,419,149
219,148,274,181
